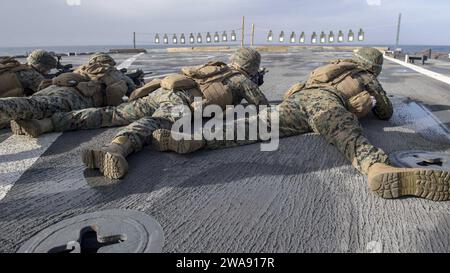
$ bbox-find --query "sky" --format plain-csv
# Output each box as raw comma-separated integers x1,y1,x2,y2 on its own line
0,0,449,47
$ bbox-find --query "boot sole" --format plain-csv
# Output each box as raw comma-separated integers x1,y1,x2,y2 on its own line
103,153,128,180
152,129,171,152
152,129,194,154
10,120,25,136
371,169,450,201
81,149,128,180
10,120,40,138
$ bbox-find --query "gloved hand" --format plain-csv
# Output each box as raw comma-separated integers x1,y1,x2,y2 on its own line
348,91,373,118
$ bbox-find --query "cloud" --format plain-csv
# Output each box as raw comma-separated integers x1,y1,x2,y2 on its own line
66,0,81,6
1,0,450,46
366,0,381,6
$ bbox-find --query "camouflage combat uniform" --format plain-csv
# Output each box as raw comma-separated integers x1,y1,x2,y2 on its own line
0,51,55,98
14,68,45,96
0,55,135,124
49,72,268,153
155,48,450,202
184,49,394,175
0,85,96,122
0,51,56,127
206,86,391,175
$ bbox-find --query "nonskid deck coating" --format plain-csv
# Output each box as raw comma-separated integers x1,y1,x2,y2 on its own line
1,50,450,253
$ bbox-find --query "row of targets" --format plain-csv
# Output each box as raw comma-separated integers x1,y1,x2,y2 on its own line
155,31,238,44
267,29,365,44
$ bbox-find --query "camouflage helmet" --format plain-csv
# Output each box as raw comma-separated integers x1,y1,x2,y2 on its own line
230,47,261,76
354,47,384,76
27,49,57,73
88,53,116,66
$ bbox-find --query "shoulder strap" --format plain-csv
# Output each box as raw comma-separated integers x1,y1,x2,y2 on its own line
330,67,366,85
0,58,30,75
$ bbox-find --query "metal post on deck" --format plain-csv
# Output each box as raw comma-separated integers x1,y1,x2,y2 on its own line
395,13,402,49
250,24,255,47
241,16,245,47
133,32,136,49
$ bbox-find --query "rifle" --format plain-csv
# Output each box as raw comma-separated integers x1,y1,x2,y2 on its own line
45,55,74,79
251,67,269,86
45,56,152,86
120,68,153,86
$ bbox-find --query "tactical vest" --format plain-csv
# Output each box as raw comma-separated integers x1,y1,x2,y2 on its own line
181,61,241,109
0,58,32,98
73,65,129,107
284,59,367,101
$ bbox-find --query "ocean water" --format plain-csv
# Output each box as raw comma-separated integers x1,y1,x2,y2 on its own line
0,45,166,57
1,44,448,57
383,45,450,54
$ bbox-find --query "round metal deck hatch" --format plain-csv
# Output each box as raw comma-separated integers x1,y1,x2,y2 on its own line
389,150,450,172
18,210,164,253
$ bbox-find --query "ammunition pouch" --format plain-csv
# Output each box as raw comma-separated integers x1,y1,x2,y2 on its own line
0,59,33,98
76,81,104,106
347,91,373,118
105,81,128,106
52,72,89,87
283,82,307,100
334,75,363,100
38,79,53,91
161,74,197,90
129,79,162,101
306,62,358,85
76,81,102,97
0,71,24,98
305,60,369,102
181,61,241,109
197,81,233,110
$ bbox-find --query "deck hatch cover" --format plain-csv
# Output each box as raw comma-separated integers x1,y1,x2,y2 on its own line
389,150,450,172
18,210,164,253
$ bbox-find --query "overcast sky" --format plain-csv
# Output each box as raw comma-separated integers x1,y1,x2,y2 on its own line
0,0,449,47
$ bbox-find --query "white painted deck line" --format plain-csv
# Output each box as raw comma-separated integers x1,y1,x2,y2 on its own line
0,54,144,201
0,133,62,200
384,55,450,85
116,53,145,70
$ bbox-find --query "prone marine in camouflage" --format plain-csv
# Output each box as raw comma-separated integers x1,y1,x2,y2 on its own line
0,49,57,98
0,53,136,130
12,48,269,180
152,47,450,202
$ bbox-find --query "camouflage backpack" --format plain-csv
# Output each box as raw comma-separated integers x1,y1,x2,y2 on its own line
0,57,32,98
305,59,363,87
284,59,366,99
181,61,241,109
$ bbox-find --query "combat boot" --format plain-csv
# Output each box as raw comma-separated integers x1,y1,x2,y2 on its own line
368,163,450,201
10,118,54,138
152,129,205,154
81,136,134,180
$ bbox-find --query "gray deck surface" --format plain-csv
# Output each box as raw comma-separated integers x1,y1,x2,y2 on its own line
416,59,450,77
1,49,449,253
